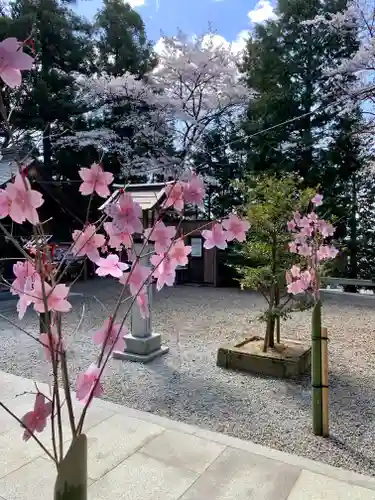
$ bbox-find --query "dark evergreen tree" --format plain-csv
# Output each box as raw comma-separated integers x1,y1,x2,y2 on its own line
95,0,156,77
0,0,94,166
241,0,360,182
194,122,245,219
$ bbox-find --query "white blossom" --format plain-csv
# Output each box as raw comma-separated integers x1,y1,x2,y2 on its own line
59,30,252,178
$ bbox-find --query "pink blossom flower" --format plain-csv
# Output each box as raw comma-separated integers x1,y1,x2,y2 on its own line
317,245,338,261
151,253,177,291
16,272,40,319
104,221,133,250
39,328,64,362
290,265,301,278
289,242,298,253
183,173,205,206
21,393,52,441
11,260,36,296
300,225,313,237
287,220,296,231
308,212,319,223
297,243,312,257
5,173,43,224
287,279,307,295
144,221,176,254
169,239,191,266
105,192,143,234
317,220,335,238
76,364,103,403
95,254,128,278
298,216,311,229
285,270,292,285
163,182,184,211
311,194,323,207
137,291,149,319
287,271,311,295
202,223,227,250
33,281,71,313
300,269,312,288
293,211,301,223
222,214,250,242
0,38,34,88
120,262,149,296
78,163,113,198
93,318,126,352
71,224,105,263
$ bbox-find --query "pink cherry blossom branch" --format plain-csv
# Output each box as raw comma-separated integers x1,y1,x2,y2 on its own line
0,401,56,463
76,214,191,433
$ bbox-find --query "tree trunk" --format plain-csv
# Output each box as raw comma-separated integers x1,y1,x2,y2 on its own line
264,283,276,352
275,284,281,344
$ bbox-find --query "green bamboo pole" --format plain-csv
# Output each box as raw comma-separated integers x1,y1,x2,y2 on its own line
311,300,323,436
54,434,87,500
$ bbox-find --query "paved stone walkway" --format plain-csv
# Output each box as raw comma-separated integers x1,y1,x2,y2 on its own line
1,370,375,499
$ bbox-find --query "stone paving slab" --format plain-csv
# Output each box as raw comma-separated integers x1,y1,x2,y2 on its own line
89,452,199,500
287,471,375,500
139,429,226,474
0,457,58,500
179,447,300,500
1,371,375,500
86,413,164,480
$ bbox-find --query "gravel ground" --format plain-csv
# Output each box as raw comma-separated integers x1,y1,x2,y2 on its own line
0,280,375,476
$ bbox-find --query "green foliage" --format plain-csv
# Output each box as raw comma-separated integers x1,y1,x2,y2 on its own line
235,174,314,290
95,0,156,77
234,174,314,350
0,0,94,163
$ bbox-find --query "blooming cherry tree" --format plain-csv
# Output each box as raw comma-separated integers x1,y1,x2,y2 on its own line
305,0,375,126
59,30,250,179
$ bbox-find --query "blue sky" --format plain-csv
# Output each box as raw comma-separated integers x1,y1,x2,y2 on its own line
76,0,275,47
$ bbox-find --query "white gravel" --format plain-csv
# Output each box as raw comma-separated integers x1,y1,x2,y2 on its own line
0,280,375,476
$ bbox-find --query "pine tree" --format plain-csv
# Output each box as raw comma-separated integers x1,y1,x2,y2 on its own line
95,0,156,77
322,110,375,285
241,0,360,181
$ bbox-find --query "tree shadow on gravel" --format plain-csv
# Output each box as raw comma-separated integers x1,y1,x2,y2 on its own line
138,357,375,470
328,436,375,472
282,370,375,467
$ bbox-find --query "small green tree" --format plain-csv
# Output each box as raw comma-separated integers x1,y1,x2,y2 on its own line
235,175,314,352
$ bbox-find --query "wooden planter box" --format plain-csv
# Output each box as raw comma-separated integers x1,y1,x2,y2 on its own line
217,336,311,379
